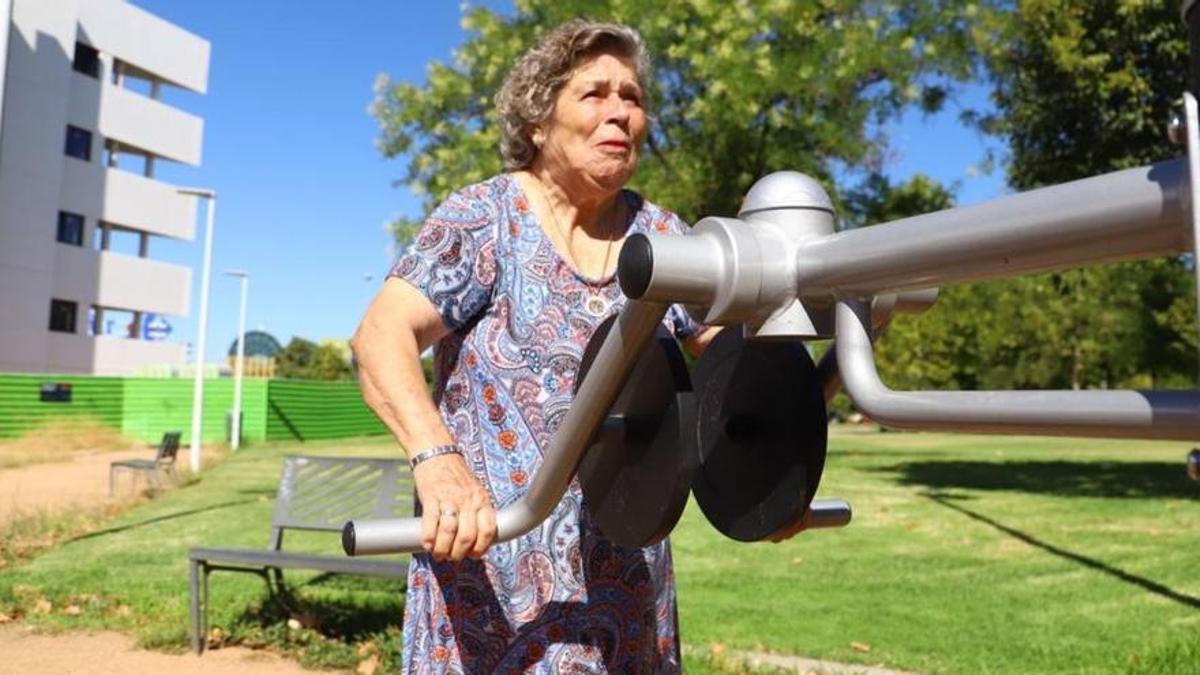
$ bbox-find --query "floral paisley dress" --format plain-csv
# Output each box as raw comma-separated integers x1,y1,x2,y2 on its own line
390,173,701,673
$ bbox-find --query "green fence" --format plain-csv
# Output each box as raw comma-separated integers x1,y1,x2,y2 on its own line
0,374,386,444
266,380,389,441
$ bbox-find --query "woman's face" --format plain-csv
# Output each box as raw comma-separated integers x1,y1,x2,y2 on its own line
535,52,647,193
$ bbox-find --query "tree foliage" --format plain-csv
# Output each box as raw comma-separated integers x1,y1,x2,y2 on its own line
373,0,988,242
878,0,1197,391
275,337,355,381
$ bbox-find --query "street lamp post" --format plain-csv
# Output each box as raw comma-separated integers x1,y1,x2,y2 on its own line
224,269,249,451
178,187,216,473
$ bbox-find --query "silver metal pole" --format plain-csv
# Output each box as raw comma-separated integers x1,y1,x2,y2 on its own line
346,300,669,556
794,159,1191,295
1183,92,1200,384
0,0,13,169
225,270,249,451
179,189,216,473
835,299,1200,440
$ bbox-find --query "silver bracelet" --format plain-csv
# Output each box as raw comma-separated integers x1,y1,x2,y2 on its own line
409,444,462,469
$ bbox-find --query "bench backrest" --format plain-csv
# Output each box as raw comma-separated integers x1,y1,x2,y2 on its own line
155,432,182,465
270,455,413,548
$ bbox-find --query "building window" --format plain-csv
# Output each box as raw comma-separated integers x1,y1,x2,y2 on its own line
49,299,78,334
64,126,92,161
72,42,100,78
56,211,84,246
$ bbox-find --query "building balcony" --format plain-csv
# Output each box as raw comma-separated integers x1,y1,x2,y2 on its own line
60,160,198,240
69,72,204,166
53,246,191,318
45,332,188,375
76,0,210,94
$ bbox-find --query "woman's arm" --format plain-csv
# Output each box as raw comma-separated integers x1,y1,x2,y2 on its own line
352,277,496,562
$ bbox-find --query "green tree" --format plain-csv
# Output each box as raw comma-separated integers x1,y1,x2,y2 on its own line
373,0,988,244
878,1,1197,392
978,0,1196,388
275,338,353,380
275,337,319,379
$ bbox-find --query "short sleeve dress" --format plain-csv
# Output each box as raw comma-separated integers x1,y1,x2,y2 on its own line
389,173,702,674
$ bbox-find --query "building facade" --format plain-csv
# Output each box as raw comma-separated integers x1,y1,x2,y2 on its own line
0,0,209,374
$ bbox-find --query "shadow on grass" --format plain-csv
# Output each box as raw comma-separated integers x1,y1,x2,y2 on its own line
236,573,405,641
926,492,1200,610
63,499,257,544
876,460,1197,499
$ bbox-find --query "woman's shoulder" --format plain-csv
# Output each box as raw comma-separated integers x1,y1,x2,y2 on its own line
624,190,690,236
428,175,514,230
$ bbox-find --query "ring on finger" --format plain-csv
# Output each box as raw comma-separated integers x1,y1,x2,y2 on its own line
440,507,458,519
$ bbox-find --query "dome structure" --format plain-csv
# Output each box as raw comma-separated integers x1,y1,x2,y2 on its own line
228,330,283,358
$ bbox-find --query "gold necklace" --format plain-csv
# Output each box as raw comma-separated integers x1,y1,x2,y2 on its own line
538,178,619,284
537,178,621,317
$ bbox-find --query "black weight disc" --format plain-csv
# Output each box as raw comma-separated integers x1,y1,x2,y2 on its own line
691,329,827,542
575,315,695,549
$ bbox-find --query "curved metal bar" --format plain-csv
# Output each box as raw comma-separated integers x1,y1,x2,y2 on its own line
345,300,670,556
817,289,940,401
835,299,1200,441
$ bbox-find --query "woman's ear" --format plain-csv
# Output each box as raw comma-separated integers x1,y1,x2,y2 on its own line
530,125,545,149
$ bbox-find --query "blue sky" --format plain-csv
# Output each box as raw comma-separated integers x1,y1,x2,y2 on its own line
133,1,1004,362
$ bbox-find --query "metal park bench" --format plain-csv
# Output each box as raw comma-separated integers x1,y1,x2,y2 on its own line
109,431,181,496
187,455,412,654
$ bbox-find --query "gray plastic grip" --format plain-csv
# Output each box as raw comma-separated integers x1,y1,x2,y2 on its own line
802,498,853,531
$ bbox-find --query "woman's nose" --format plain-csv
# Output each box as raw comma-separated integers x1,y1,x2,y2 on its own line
604,94,630,126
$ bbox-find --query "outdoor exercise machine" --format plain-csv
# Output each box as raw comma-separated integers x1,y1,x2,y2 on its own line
343,2,1200,556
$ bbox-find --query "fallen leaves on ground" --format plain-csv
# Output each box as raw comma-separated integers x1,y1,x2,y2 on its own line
33,599,52,614
851,641,872,653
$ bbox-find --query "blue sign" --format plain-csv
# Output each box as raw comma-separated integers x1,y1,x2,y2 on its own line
143,314,172,341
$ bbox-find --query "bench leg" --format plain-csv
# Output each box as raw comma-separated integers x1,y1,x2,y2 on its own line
109,466,116,497
190,560,208,654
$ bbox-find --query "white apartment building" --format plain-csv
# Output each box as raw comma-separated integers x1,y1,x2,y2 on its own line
0,0,209,374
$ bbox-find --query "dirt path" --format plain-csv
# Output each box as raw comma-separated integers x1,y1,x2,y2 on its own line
0,623,322,674
1,451,345,674
0,449,145,522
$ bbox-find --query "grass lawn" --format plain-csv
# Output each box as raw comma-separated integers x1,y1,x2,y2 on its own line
1,428,1197,673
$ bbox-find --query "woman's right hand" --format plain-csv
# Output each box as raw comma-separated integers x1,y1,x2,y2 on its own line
413,453,497,562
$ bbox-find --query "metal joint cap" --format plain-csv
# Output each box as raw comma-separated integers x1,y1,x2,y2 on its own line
739,171,835,218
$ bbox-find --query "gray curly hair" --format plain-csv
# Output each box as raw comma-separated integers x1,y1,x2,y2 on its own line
494,19,650,171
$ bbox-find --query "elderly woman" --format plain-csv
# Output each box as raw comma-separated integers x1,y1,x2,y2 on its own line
353,19,717,673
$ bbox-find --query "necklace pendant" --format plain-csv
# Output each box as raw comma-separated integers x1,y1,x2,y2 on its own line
584,291,610,318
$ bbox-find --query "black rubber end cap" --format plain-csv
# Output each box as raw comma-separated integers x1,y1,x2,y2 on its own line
618,233,653,299
341,522,356,556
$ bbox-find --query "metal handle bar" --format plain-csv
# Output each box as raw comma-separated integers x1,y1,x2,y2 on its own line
625,159,1191,307
344,300,669,556
835,299,1200,440
801,499,853,530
